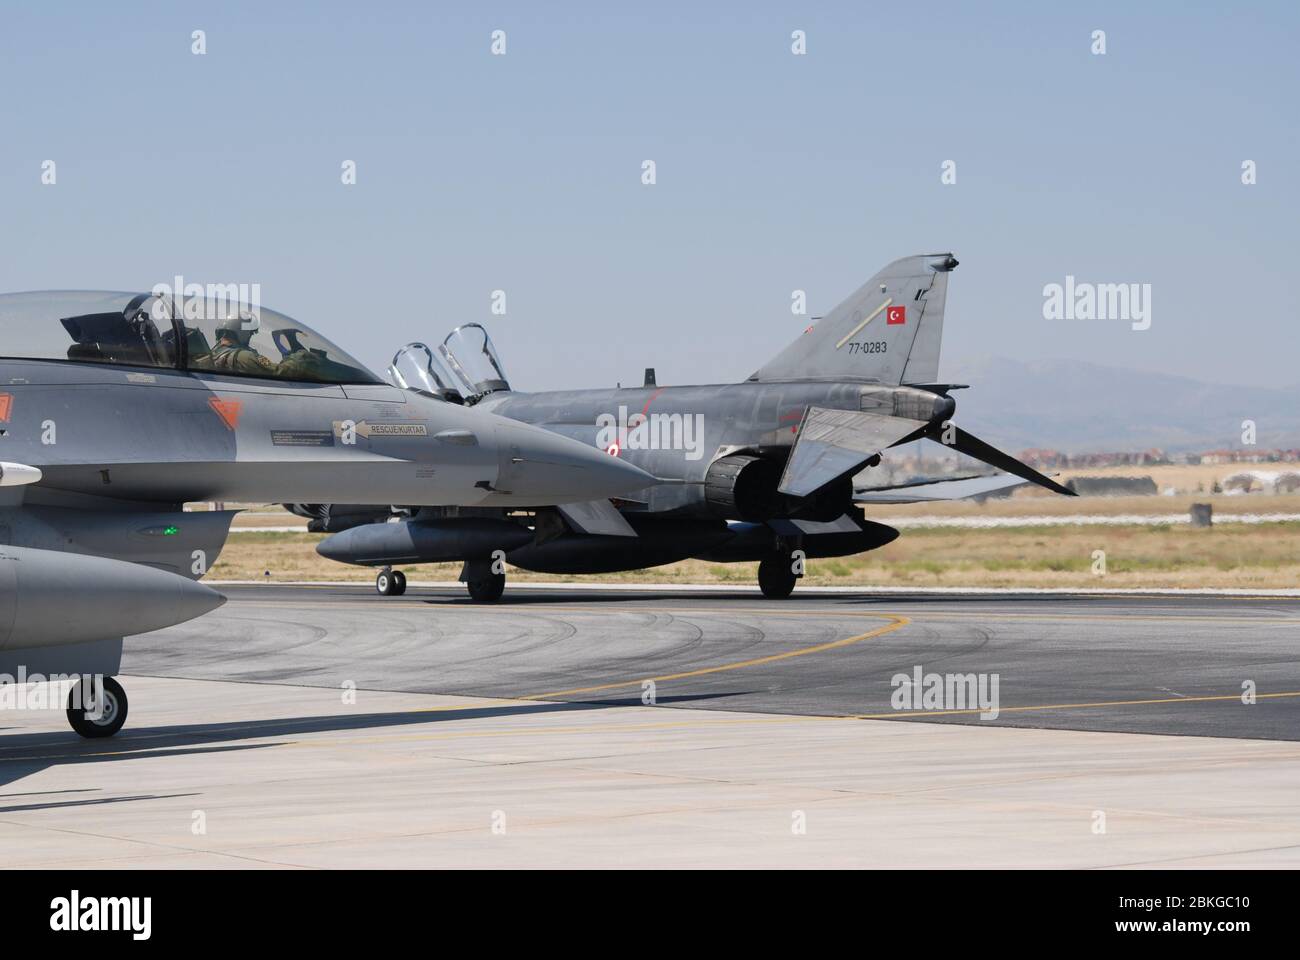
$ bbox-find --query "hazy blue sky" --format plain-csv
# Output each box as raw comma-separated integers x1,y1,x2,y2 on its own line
2,2,1296,391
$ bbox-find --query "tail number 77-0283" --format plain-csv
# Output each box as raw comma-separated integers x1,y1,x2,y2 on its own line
846,341,887,355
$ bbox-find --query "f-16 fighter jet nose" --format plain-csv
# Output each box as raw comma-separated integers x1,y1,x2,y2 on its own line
490,421,657,504
172,575,228,623
567,439,658,499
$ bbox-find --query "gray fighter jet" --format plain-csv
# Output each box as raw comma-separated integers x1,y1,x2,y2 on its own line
314,254,1074,601
0,290,654,737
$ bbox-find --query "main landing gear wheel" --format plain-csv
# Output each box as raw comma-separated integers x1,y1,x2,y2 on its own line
376,569,407,596
758,556,797,599
466,572,506,603
66,676,128,739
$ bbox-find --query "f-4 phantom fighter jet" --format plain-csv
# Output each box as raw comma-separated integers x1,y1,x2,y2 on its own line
0,290,654,737
312,254,1073,600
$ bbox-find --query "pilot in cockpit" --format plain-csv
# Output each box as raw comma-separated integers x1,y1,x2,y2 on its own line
208,319,277,375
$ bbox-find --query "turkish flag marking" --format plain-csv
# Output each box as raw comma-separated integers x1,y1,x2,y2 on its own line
0,394,12,422
886,305,906,325
209,397,243,430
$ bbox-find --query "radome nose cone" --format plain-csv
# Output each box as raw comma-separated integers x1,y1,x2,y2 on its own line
175,576,227,622
498,423,656,501
582,447,656,496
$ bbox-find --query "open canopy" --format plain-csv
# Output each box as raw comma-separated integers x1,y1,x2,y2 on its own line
438,323,511,398
388,341,463,401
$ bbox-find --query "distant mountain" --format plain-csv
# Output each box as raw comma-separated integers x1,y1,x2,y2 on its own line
939,357,1300,454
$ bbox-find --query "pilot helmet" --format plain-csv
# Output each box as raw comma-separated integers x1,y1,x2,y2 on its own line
215,312,258,345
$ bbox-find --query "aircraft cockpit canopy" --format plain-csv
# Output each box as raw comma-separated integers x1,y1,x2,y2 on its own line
0,291,382,385
388,342,464,403
59,292,178,368
437,323,511,399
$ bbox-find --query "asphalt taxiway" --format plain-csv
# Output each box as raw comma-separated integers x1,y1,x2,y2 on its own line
131,584,1300,740
2,583,1298,867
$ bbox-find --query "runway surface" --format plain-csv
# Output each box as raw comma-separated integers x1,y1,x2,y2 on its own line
128,584,1300,740
3,583,1299,868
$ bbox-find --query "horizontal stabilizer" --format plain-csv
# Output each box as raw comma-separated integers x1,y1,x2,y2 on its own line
855,473,1028,504
557,499,637,537
928,426,1076,497
778,407,927,498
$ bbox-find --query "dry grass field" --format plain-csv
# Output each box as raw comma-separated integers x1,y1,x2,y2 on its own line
201,465,1300,589
210,521,1300,590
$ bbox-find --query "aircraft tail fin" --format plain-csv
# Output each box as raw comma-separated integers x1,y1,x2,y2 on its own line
749,253,957,386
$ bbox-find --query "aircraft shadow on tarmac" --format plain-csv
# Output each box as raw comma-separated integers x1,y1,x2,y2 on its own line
244,582,1264,610
0,741,277,791
405,588,915,605
397,588,1196,608
0,791,202,814
0,692,736,789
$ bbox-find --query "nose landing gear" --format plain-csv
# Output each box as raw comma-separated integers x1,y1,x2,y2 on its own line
376,568,407,596
66,675,128,738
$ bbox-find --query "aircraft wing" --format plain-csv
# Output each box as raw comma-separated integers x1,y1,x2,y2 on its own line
854,473,1029,504
777,407,926,498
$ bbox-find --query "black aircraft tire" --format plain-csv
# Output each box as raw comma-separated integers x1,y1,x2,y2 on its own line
392,571,407,596
466,573,506,603
376,571,395,596
66,676,128,739
758,556,797,599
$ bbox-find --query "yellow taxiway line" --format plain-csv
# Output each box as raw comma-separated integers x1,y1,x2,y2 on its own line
525,614,911,700
847,690,1300,721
